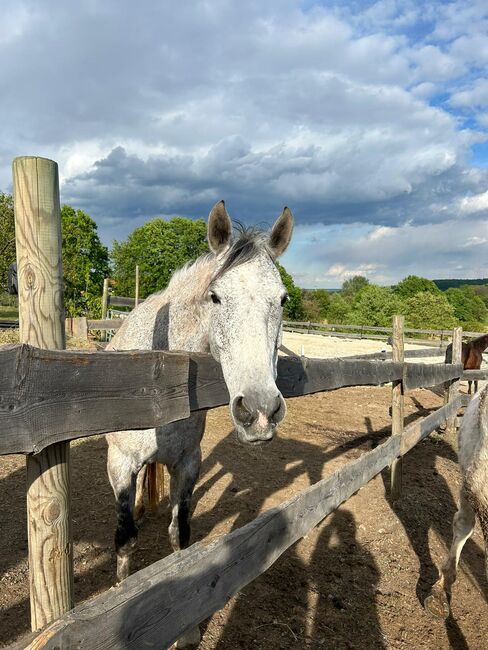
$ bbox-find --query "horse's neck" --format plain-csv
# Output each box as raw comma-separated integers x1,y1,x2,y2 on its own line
108,255,217,353
473,334,488,352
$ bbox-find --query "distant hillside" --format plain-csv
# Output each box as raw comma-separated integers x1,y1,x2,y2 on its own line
434,278,488,291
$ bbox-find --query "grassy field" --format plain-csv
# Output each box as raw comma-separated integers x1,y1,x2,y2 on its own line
0,305,18,320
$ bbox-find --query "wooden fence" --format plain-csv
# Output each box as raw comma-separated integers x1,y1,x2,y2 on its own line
3,156,487,649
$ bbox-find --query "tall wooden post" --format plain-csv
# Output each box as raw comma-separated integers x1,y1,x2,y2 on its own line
135,264,140,308
446,327,462,435
101,277,109,342
13,157,74,630
390,314,404,500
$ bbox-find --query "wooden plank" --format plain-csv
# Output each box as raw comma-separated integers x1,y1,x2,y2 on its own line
390,315,404,500
462,369,488,380
108,296,137,307
0,345,190,455
446,328,462,435
284,327,389,341
14,431,403,650
284,321,487,339
0,347,403,455
13,156,74,630
403,362,463,390
401,393,466,454
86,318,123,330
276,356,402,395
101,278,109,343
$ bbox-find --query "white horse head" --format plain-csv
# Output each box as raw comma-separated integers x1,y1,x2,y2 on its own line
206,201,293,445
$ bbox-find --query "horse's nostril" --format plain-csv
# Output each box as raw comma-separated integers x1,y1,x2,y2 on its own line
269,394,284,423
233,395,254,426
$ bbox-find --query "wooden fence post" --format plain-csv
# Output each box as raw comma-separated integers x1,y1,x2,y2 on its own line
446,327,462,435
135,264,140,308
390,314,404,500
13,156,74,630
101,277,109,342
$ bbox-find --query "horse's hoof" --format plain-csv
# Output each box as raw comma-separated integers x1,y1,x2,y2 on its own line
424,591,450,619
172,625,201,648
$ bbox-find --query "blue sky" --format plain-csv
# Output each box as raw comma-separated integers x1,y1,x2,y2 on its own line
0,0,487,287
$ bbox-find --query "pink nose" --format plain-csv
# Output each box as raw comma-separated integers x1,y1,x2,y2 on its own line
257,411,269,429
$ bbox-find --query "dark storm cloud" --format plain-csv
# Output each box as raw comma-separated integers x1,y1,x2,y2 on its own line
1,0,487,279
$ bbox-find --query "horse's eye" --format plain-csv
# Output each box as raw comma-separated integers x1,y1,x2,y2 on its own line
210,292,221,304
280,293,289,307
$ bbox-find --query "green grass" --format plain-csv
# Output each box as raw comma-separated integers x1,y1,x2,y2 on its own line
0,305,19,320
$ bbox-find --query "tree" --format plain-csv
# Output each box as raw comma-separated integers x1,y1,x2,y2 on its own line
276,262,303,320
0,193,15,292
394,275,440,299
349,285,404,327
61,205,110,315
111,217,209,298
445,287,488,324
342,275,369,300
326,293,351,324
403,291,456,330
301,288,330,322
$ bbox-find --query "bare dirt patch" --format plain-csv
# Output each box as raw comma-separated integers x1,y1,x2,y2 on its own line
1,383,487,649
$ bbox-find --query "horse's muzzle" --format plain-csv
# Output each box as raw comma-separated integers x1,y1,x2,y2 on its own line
231,391,286,444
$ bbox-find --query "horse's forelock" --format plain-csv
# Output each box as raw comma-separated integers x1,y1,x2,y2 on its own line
210,223,270,284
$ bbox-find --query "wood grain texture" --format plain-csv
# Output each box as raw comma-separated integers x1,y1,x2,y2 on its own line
1,346,465,456
403,362,464,390
390,315,404,500
87,318,123,331
401,393,465,454
13,156,73,630
0,345,190,454
13,432,403,650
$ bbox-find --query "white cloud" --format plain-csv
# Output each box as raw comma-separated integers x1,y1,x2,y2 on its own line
0,0,487,286
460,191,488,214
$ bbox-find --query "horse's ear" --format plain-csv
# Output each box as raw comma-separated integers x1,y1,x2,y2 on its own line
268,207,294,259
208,200,232,254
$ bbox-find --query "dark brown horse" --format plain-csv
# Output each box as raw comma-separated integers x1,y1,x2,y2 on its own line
445,333,488,393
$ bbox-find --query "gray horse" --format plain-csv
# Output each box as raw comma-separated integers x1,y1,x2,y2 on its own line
106,201,293,642
425,382,488,619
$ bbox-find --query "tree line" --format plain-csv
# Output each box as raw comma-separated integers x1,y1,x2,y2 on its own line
1,192,487,332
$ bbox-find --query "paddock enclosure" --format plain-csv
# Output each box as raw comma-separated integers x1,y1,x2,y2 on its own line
1,157,488,649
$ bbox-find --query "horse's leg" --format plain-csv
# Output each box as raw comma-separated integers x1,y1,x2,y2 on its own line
167,445,202,552
468,380,472,395
425,487,475,618
475,380,479,393
134,464,147,523
153,415,204,647
107,443,141,583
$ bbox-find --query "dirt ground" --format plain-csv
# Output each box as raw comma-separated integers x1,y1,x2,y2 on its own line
1,336,487,649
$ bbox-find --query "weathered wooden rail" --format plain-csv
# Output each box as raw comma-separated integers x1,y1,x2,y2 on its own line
0,344,465,455
3,156,483,650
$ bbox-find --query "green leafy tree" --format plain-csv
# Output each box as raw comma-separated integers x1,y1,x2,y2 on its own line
349,285,405,327
61,205,110,315
0,193,15,292
301,288,330,322
404,291,456,330
111,217,208,298
275,262,303,320
394,275,440,299
326,293,351,324
342,275,369,300
445,287,488,324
